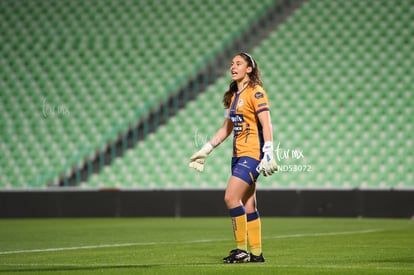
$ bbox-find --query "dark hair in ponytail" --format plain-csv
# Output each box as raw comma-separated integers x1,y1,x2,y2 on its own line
223,53,263,108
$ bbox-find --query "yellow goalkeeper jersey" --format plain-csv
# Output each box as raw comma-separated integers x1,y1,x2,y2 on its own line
228,84,270,161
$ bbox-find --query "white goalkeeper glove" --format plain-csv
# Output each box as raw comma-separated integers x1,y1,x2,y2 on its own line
189,142,214,172
257,141,278,176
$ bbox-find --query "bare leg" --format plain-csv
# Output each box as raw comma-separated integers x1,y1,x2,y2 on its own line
242,181,257,213
224,176,252,209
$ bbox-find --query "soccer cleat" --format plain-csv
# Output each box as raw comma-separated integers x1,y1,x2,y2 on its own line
223,249,250,263
249,253,265,263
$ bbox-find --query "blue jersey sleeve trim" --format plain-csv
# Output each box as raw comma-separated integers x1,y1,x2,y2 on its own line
256,108,269,115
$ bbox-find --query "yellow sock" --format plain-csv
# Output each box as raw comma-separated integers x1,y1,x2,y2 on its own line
229,206,247,251
247,211,262,256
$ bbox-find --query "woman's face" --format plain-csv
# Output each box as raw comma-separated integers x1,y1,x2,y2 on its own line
230,55,252,82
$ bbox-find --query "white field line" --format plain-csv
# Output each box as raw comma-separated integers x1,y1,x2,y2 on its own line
264,228,383,239
0,228,383,256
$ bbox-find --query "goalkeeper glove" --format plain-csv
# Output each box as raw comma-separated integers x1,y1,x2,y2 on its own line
257,141,278,176
189,142,214,172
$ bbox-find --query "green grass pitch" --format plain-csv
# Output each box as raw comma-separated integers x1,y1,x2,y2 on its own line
0,217,413,274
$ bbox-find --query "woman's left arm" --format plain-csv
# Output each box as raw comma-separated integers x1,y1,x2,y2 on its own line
257,110,278,175
257,110,273,142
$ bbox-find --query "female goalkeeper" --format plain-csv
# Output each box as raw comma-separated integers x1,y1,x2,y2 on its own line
189,52,277,263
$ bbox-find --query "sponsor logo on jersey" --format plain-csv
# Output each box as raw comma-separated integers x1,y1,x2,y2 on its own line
231,114,244,123
234,126,243,132
231,114,244,136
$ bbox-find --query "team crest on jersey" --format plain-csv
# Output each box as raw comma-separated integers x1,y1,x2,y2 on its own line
238,99,244,107
254,92,264,99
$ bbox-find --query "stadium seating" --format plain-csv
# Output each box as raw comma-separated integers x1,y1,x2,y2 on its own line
85,0,413,189
1,0,412,190
0,0,275,188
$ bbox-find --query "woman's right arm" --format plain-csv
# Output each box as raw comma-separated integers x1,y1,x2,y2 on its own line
189,118,233,172
209,118,233,148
